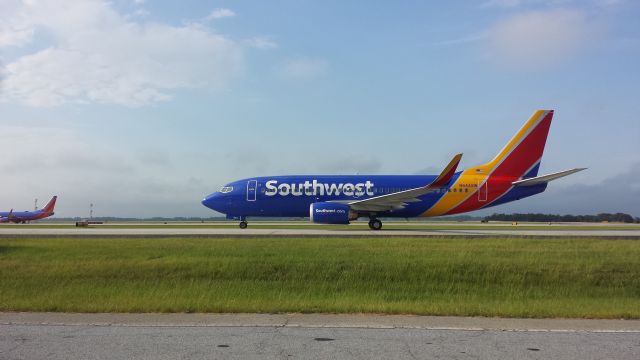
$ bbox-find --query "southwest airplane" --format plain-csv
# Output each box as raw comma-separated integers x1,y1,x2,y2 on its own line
0,196,58,223
202,110,585,229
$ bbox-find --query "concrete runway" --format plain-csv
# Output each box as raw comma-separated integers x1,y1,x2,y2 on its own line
1,227,640,238
1,313,639,360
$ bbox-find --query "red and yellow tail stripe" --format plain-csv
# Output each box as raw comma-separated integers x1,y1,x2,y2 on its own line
421,110,553,216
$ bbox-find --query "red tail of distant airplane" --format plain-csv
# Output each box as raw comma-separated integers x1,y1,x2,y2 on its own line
0,196,57,224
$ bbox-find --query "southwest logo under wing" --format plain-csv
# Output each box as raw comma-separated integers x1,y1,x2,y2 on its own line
344,154,462,212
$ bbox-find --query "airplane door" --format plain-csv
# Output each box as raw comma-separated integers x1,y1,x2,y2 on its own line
478,179,488,202
247,180,257,202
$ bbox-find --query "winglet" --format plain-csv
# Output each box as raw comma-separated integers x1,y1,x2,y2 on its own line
429,153,462,188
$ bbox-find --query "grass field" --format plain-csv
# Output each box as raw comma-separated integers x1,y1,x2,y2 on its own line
1,236,639,318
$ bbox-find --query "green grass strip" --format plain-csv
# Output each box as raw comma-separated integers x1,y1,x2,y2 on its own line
1,236,639,318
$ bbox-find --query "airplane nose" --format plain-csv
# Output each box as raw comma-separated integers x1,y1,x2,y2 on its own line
201,193,220,211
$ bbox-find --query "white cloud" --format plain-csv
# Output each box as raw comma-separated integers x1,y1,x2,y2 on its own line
0,0,243,107
486,9,596,68
244,36,278,50
206,8,235,20
129,8,150,18
0,122,215,217
277,58,329,81
0,26,33,48
0,0,35,47
0,123,132,175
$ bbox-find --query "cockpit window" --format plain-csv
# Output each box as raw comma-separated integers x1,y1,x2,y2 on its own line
220,186,233,193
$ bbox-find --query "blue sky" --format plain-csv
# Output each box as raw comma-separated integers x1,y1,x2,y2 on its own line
1,0,639,217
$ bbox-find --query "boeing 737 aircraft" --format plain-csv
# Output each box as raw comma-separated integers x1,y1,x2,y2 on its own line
202,110,585,229
0,196,58,223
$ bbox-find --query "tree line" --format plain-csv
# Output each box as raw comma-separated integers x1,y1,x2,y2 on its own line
484,213,639,223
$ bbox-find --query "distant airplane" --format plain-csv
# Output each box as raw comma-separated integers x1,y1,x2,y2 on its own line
202,110,586,229
0,196,58,224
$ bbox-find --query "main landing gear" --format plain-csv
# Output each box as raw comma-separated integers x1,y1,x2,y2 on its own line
368,218,382,230
234,215,248,229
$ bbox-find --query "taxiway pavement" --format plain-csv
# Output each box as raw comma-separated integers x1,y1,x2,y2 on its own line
1,227,640,238
1,313,639,360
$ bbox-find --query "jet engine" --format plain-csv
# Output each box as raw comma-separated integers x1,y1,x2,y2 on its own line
309,202,358,224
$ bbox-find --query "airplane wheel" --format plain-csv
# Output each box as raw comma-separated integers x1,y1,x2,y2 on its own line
368,219,382,230
239,221,248,229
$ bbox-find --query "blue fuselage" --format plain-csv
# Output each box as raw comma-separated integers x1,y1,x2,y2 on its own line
201,174,546,219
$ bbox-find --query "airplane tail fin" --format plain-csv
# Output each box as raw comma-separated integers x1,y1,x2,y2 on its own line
472,110,553,179
42,196,57,214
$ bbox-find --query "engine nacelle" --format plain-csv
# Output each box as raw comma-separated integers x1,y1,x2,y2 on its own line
309,202,358,224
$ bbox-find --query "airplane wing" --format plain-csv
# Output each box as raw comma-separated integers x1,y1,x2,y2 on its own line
512,168,587,186
344,154,462,212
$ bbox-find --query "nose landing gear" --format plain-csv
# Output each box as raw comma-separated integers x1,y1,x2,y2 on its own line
239,221,248,229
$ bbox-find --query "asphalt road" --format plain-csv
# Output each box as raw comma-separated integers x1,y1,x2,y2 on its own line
1,313,639,360
1,227,639,238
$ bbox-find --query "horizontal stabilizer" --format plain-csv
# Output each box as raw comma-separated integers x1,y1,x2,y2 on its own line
512,168,587,186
